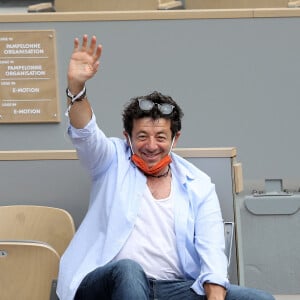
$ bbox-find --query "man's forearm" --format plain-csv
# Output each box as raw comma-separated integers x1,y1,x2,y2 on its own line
204,283,226,300
68,97,92,129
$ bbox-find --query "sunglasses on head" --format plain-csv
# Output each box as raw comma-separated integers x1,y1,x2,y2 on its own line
138,98,175,115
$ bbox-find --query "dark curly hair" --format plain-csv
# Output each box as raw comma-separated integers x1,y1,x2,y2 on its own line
122,91,184,138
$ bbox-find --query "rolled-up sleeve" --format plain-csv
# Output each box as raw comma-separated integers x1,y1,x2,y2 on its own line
191,182,230,294
67,113,115,178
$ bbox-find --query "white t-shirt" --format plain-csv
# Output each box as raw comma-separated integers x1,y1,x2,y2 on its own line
113,179,183,280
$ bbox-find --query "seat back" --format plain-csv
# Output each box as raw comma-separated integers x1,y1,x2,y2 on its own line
224,221,234,268
0,205,75,256
0,241,60,300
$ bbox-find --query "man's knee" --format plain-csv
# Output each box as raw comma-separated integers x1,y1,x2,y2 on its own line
112,259,146,278
227,284,275,300
261,293,275,300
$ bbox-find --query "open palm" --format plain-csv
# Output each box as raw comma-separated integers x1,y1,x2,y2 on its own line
68,35,102,86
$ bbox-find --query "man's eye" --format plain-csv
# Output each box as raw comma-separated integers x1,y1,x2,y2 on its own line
137,135,147,140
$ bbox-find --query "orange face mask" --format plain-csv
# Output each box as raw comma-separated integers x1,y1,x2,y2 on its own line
127,134,174,176
131,153,172,175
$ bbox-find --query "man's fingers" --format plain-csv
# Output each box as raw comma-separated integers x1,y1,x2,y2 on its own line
72,35,102,68
88,35,97,54
95,44,102,60
88,36,102,61
73,38,80,51
93,60,100,72
81,34,88,50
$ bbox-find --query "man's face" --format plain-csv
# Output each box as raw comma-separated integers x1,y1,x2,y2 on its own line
127,117,180,168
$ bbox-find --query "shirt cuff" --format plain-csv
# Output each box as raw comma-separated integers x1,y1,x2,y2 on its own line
191,274,230,295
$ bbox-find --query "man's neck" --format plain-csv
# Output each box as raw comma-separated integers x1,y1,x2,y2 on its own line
146,166,172,199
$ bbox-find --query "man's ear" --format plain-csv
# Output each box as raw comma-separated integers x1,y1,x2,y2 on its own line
123,131,129,144
173,131,181,148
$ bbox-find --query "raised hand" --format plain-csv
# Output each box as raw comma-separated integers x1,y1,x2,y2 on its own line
67,34,102,94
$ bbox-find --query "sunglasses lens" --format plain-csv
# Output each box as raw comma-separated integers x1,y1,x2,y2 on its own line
158,104,174,115
138,98,174,115
138,99,154,111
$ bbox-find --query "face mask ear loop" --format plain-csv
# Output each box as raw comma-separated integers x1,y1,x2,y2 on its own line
126,133,135,154
168,136,175,155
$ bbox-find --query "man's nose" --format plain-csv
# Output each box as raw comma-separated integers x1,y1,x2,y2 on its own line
145,138,158,151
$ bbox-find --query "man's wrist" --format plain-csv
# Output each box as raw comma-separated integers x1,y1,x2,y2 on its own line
66,85,86,103
65,85,87,117
66,77,85,95
204,282,226,300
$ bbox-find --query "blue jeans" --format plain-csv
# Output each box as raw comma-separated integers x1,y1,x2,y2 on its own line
74,259,275,300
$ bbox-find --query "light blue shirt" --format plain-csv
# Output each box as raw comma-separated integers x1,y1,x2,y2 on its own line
57,114,229,300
